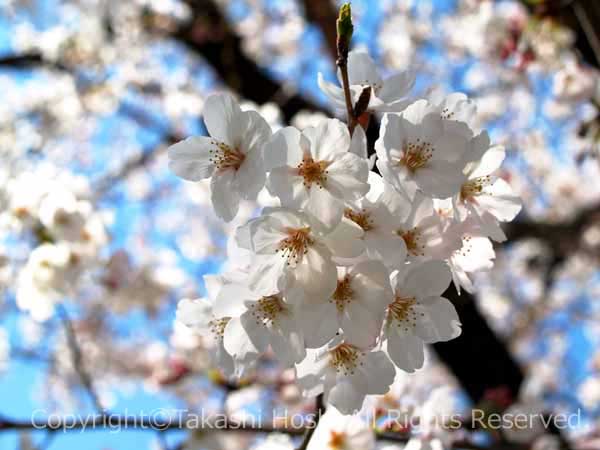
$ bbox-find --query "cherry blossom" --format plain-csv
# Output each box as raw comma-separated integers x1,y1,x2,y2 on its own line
168,93,272,221
236,207,363,296
306,407,375,450
453,134,522,237
318,49,415,114
296,336,396,414
383,261,461,372
375,109,468,200
295,260,392,348
221,282,306,369
265,119,369,229
176,272,251,377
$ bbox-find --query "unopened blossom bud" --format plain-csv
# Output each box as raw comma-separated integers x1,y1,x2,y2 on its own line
336,3,353,61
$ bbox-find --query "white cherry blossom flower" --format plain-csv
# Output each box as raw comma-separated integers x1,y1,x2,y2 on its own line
251,434,295,450
340,173,408,268
448,234,495,294
296,336,396,414
168,93,271,221
296,261,392,349
222,283,306,370
452,134,521,238
38,188,89,242
265,119,369,229
406,92,478,137
306,407,375,450
383,261,461,373
16,243,83,322
236,207,363,297
384,191,461,262
375,110,468,200
175,272,250,377
318,50,414,114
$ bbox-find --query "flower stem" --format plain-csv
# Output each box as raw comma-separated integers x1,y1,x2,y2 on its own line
338,60,356,133
336,3,357,134
296,394,324,450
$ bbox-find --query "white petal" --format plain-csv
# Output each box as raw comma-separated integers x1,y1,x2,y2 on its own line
342,301,382,348
349,125,368,159
167,136,215,181
470,145,506,178
477,179,522,222
297,302,338,348
306,186,344,230
324,218,364,259
175,298,211,330
327,374,368,414
263,126,303,170
326,152,370,200
303,119,350,162
239,110,272,156
235,147,265,200
267,167,307,209
294,244,337,296
365,231,407,268
413,161,465,198
403,260,451,298
270,319,306,366
223,316,260,360
350,260,393,310
379,70,415,104
401,99,436,124
317,72,346,108
347,51,381,86
361,351,396,395
210,171,240,222
203,93,242,144
213,283,255,318
417,296,462,343
386,331,424,373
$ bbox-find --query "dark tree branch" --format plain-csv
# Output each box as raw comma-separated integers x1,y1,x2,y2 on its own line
155,0,330,123
0,53,70,72
0,414,540,450
57,305,105,414
300,0,338,59
296,394,324,450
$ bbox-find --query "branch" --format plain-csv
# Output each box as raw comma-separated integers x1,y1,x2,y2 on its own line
301,0,338,59
504,202,600,257
57,305,105,414
0,414,539,450
149,0,329,123
296,394,324,450
0,52,70,72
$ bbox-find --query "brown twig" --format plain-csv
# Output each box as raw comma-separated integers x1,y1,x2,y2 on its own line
57,305,105,414
296,394,324,450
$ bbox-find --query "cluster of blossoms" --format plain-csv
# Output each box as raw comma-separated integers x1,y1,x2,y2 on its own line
1,169,108,321
1,166,179,323
170,46,521,415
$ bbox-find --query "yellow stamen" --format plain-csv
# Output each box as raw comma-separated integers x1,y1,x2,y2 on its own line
331,275,354,312
276,227,313,265
398,139,434,172
396,227,425,257
387,295,424,332
460,176,491,203
208,317,230,339
250,295,286,326
344,207,374,231
329,431,346,449
330,343,363,376
297,156,329,188
209,140,246,172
